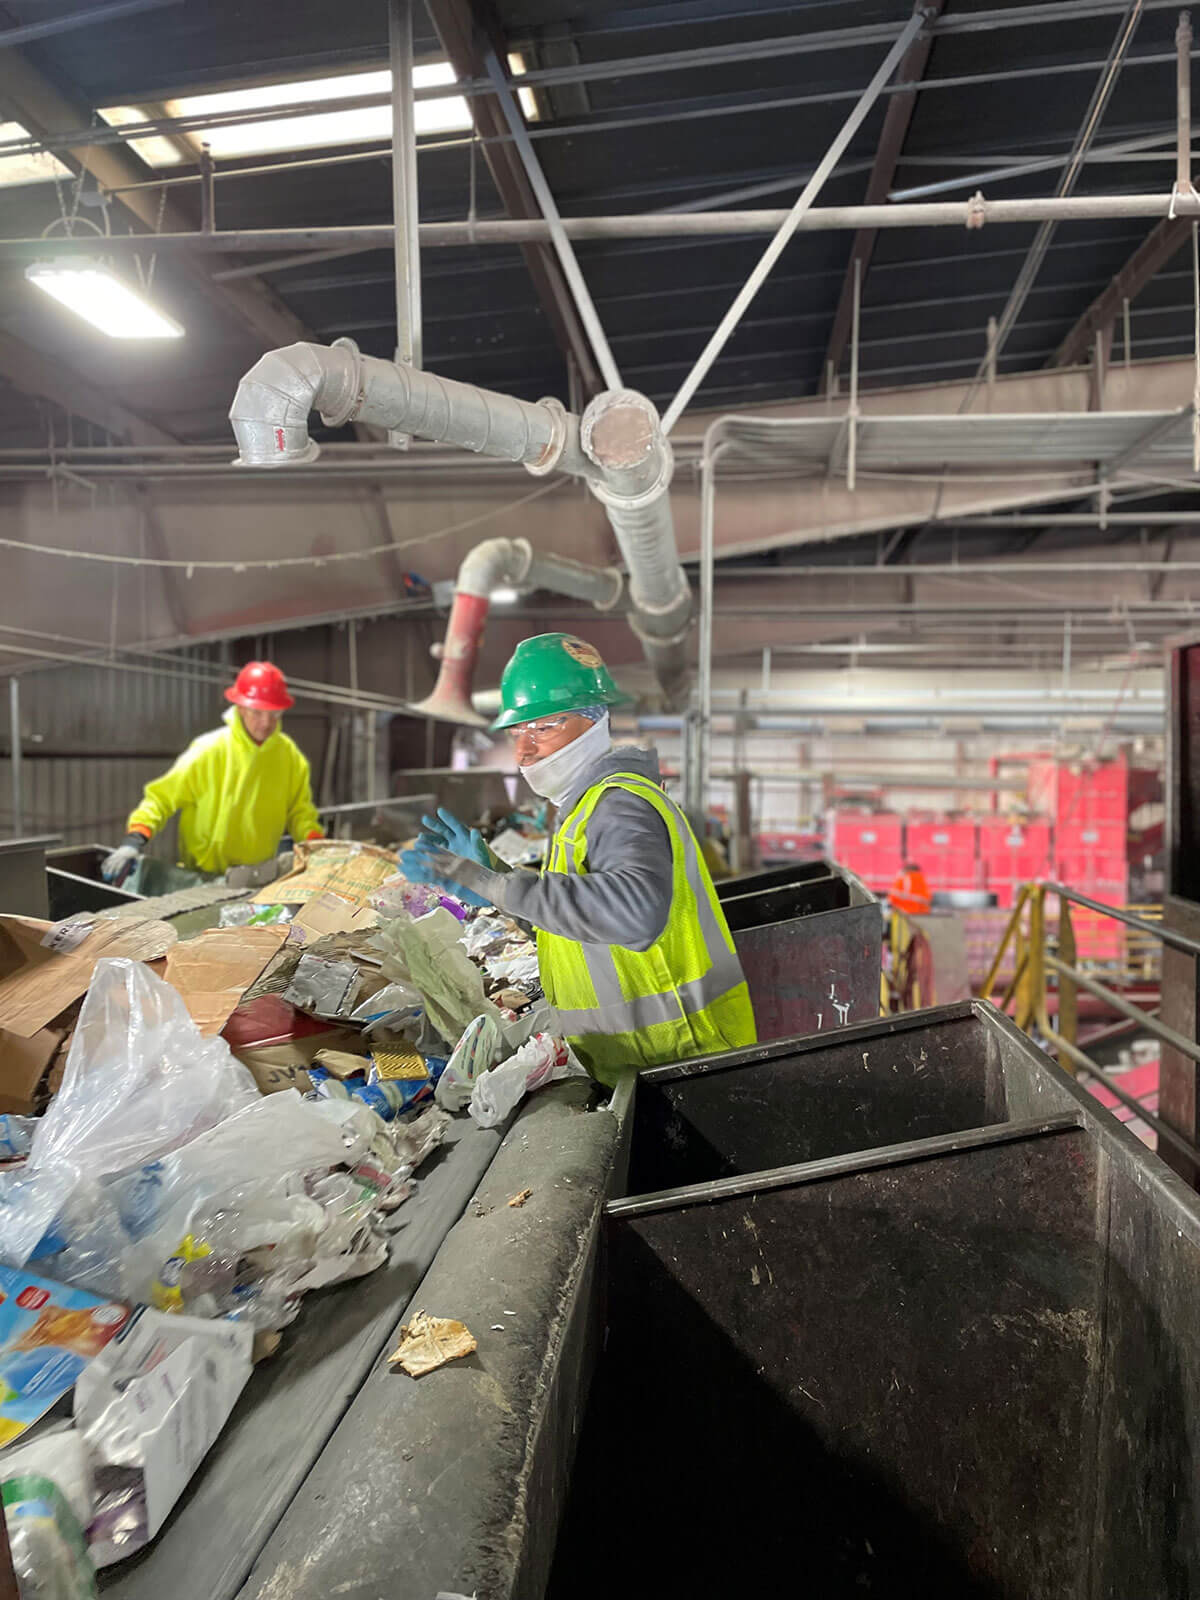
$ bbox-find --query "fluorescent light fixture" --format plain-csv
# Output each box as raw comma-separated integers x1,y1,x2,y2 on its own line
100,61,472,167
490,586,520,605
26,260,184,339
0,120,73,188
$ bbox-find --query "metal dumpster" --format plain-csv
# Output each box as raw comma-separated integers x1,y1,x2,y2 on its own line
715,857,839,897
717,858,881,1040
46,844,144,918
552,1000,1200,1600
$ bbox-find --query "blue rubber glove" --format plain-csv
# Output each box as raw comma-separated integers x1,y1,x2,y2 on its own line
400,845,491,910
418,807,493,870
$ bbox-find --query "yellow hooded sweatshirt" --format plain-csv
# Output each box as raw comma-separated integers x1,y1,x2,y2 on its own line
126,707,322,875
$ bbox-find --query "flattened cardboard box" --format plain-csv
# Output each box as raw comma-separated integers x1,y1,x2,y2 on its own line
0,915,176,1039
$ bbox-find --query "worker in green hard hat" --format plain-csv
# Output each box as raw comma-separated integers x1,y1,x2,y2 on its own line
402,632,756,1085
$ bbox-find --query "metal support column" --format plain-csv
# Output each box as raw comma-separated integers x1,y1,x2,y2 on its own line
390,0,422,448
199,143,215,233
1179,9,1193,193
847,256,862,490
696,424,728,822
660,7,926,435
482,50,621,391
9,678,21,839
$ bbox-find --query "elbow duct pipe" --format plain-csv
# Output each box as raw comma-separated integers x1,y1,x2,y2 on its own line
229,338,589,476
414,537,623,726
229,341,691,721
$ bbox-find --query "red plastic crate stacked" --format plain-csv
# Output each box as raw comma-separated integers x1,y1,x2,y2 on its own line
756,830,825,864
825,811,903,894
978,819,1053,909
905,817,979,896
1039,757,1129,962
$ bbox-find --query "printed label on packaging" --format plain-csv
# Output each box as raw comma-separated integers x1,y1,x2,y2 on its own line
39,920,94,954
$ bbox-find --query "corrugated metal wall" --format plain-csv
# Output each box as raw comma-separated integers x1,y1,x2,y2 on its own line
0,650,221,849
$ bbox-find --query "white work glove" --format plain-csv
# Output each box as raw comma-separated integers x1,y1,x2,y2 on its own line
101,838,144,885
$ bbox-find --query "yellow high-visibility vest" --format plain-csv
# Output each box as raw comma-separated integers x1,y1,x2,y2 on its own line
536,770,756,1086
127,708,321,875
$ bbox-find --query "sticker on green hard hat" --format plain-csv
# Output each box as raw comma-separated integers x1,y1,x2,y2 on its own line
561,637,604,668
490,631,631,731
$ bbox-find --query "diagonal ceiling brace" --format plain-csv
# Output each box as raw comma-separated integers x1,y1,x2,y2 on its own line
820,0,946,393
423,0,605,398
1052,215,1193,366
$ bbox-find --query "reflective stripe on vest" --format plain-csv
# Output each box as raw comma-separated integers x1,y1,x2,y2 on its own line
538,772,748,1041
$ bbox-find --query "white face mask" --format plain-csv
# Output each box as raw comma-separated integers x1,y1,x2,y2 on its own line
520,713,613,807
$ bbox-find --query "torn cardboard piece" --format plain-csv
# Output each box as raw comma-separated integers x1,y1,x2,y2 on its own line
251,841,398,909
0,1022,70,1114
291,892,379,941
163,925,291,1036
221,996,362,1097
388,1310,477,1378
0,915,176,1039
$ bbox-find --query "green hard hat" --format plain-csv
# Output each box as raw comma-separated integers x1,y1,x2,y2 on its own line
490,633,631,731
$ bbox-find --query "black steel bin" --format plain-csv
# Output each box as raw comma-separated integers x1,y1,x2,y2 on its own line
717,858,882,1041
553,1000,1200,1600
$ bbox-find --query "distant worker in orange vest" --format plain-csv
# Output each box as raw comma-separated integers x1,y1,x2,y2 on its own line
890,861,932,916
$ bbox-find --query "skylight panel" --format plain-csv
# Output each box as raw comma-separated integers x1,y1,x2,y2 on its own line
99,62,474,167
0,121,73,188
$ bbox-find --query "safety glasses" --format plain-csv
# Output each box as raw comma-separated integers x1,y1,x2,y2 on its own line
505,714,578,747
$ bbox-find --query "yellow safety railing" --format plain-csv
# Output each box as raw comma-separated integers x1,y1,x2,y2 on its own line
980,883,1200,1167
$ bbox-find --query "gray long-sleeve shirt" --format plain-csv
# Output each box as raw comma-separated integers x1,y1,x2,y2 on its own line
433,747,675,951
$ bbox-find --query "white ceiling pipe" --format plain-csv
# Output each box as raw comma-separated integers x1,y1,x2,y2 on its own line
581,389,692,705
228,341,690,715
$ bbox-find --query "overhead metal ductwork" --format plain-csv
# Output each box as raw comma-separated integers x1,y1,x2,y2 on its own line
229,338,691,718
414,537,622,726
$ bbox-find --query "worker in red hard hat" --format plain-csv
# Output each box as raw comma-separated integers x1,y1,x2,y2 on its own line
102,661,323,884
889,861,932,917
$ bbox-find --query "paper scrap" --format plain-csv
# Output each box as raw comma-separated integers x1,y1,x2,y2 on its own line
388,1310,477,1378
311,1047,371,1081
507,1188,533,1209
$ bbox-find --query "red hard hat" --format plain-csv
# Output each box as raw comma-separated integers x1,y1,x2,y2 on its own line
225,660,294,711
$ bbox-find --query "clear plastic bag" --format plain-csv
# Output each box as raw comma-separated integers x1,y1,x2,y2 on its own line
29,959,259,1183
75,1309,253,1568
435,1015,503,1112
0,960,261,1277
468,1034,586,1129
2,1470,97,1599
